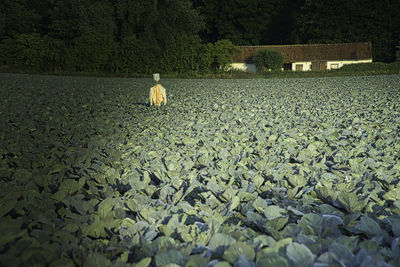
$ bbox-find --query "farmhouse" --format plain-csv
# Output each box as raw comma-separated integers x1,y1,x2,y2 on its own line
231,42,372,72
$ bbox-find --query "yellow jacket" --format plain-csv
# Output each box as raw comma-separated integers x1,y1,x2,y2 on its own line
149,84,167,106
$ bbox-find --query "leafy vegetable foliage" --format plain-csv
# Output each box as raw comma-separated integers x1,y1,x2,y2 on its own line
0,73,399,266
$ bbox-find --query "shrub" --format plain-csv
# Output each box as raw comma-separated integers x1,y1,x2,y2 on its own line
211,39,237,72
155,37,235,74
197,43,214,73
253,49,284,72
159,35,207,74
110,34,214,75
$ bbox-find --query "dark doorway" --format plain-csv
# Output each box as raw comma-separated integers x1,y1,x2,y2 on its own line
283,63,292,71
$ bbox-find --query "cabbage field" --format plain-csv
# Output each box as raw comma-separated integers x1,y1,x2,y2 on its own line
1,73,400,266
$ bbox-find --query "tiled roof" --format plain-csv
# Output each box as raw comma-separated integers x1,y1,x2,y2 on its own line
233,42,372,63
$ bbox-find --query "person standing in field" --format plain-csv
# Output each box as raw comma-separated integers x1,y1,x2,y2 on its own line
149,73,167,106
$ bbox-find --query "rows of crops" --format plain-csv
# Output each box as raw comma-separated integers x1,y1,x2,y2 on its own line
0,73,400,266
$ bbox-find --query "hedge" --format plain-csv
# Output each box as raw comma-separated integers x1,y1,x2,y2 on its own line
0,33,236,75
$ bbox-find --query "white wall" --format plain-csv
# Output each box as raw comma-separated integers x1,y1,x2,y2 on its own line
230,63,257,73
327,59,372,70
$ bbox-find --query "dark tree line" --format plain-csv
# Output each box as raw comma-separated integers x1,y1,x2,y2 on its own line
194,0,400,62
192,0,304,46
293,0,400,62
0,0,235,73
0,0,399,74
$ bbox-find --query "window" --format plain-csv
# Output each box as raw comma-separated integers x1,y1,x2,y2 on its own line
331,63,339,69
295,64,303,71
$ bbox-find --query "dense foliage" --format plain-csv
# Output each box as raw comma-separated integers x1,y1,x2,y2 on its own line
192,0,298,45
0,0,235,74
1,73,400,266
253,49,284,72
1,0,399,75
